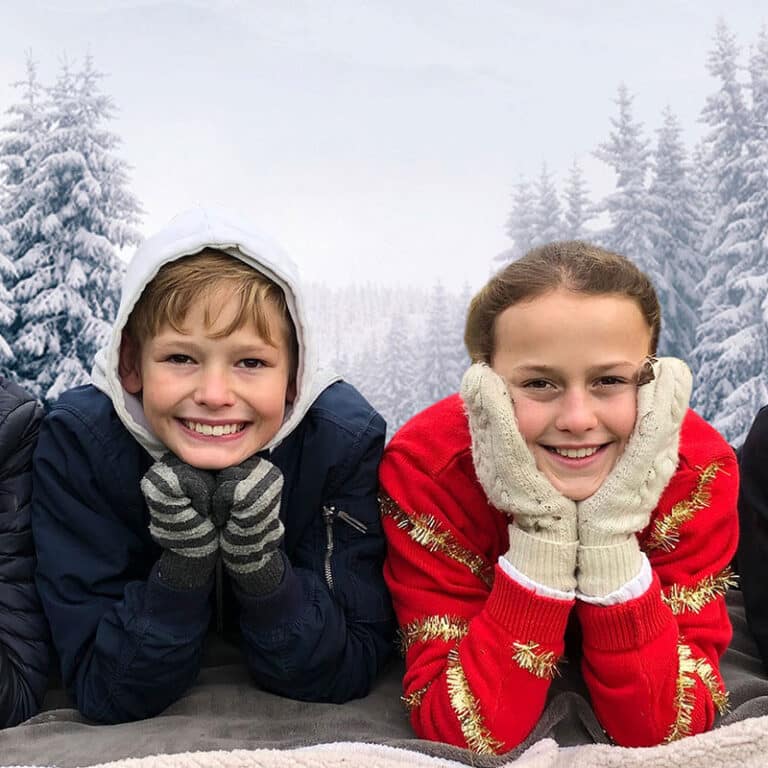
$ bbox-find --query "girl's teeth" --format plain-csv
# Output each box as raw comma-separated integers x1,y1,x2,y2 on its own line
553,446,599,459
185,421,243,436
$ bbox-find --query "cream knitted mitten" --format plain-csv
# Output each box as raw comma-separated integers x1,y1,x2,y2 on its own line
577,357,692,597
461,363,578,593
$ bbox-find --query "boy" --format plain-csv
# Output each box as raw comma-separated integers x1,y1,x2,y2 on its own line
31,207,394,724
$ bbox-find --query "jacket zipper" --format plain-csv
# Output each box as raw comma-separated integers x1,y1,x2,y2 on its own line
322,505,368,592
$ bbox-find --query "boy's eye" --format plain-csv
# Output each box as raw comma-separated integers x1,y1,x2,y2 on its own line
238,358,265,369
166,354,194,365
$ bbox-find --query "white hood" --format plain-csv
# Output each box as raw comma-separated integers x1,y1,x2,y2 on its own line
91,206,339,459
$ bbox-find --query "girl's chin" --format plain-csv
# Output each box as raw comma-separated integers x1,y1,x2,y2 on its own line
546,474,605,501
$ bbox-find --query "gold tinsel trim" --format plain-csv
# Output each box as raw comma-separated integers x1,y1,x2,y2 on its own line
647,462,723,552
402,682,432,711
399,615,470,654
379,494,493,587
662,567,737,615
445,647,504,755
665,642,698,743
693,656,730,716
512,641,559,679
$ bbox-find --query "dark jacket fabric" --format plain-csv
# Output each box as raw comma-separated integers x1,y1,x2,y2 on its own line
31,380,395,724
737,404,768,669
0,377,49,726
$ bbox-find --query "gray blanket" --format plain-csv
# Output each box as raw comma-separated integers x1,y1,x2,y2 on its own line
2,590,767,768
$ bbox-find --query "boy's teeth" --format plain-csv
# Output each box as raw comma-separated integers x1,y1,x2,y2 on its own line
553,446,599,459
184,421,243,436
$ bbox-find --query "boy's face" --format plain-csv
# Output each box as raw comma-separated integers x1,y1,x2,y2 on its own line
120,287,295,470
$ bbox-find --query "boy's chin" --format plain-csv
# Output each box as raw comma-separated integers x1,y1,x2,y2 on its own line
174,445,265,471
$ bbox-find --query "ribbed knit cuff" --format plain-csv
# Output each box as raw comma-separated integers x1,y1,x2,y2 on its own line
486,564,573,643
577,537,642,598
231,550,285,596
577,575,674,651
506,524,578,593
156,550,218,591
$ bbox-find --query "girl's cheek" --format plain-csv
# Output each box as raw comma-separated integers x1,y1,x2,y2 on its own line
510,395,547,442
615,390,640,438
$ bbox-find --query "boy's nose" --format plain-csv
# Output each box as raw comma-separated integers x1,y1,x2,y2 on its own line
193,368,236,408
554,388,599,433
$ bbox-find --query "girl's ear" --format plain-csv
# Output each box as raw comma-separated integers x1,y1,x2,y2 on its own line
118,332,144,394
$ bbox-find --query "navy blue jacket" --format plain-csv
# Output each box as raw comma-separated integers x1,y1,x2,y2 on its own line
31,380,394,723
0,377,49,726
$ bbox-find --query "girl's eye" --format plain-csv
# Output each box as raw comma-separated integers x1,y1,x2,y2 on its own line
238,358,265,369
523,379,554,390
596,376,627,387
166,354,194,365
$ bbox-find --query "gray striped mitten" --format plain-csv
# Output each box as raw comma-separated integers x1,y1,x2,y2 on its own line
214,456,285,595
141,453,218,590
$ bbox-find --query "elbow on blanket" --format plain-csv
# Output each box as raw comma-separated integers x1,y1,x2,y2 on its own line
255,657,380,704
75,691,167,725
250,625,395,704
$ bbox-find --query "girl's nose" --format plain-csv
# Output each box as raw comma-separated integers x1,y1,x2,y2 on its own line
554,388,599,433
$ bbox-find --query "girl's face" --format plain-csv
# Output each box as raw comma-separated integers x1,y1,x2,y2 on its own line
490,289,652,501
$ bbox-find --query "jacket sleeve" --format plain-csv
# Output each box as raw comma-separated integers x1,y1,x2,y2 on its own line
0,381,49,727
31,402,213,723
737,406,768,669
576,446,738,746
233,408,395,703
380,444,573,755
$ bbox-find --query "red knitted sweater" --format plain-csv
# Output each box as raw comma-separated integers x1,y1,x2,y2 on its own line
380,394,738,753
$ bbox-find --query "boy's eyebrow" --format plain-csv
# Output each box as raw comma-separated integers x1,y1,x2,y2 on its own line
152,337,278,353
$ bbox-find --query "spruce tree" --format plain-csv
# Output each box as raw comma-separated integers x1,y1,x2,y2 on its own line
378,312,420,439
594,83,662,266
563,160,591,240
0,56,44,376
530,164,563,246
0,226,15,364
418,282,461,412
690,20,756,442
1,56,141,402
649,106,704,359
497,177,536,264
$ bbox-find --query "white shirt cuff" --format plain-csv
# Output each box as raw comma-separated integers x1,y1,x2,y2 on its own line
498,555,575,602
577,553,653,605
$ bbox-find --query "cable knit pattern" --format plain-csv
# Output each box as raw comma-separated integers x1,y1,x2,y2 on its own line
461,363,577,592
577,357,692,597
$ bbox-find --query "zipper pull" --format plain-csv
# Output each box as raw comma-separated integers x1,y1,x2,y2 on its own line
337,509,368,533
322,505,368,533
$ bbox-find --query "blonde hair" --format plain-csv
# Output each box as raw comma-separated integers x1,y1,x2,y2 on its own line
465,240,660,363
125,249,299,376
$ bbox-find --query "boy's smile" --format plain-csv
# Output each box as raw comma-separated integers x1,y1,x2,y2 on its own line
120,287,294,470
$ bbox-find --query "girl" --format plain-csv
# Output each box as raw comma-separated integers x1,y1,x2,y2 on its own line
379,241,737,753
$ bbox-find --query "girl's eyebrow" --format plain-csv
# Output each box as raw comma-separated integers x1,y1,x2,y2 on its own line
513,362,638,376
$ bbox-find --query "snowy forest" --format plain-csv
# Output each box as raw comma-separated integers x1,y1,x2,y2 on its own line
2,20,768,446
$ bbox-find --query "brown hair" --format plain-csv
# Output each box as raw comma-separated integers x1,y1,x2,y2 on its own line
465,240,661,363
124,248,299,377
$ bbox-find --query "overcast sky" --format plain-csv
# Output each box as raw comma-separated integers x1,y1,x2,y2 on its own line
1,1,765,290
